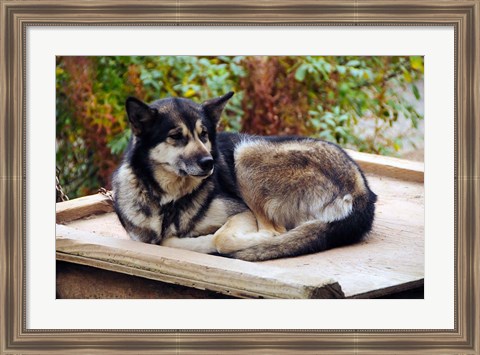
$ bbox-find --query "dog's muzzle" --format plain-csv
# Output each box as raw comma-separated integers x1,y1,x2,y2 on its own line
197,156,214,173
179,156,214,178
191,156,214,177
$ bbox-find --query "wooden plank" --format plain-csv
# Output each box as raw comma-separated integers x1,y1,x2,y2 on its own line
57,171,424,298
56,193,114,224
349,279,424,299
346,149,424,183
56,224,344,299
67,212,130,240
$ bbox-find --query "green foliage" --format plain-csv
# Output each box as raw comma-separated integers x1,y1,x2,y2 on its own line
139,56,246,131
56,56,424,198
292,56,424,154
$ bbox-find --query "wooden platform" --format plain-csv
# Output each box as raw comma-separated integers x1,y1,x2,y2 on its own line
56,152,424,299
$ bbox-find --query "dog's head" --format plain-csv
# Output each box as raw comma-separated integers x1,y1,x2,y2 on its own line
125,92,233,179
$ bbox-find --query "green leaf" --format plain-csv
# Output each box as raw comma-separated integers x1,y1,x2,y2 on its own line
411,84,421,100
319,131,333,139
410,56,424,72
107,130,131,155
295,64,308,81
310,118,321,129
325,118,336,127
335,126,347,136
402,68,412,83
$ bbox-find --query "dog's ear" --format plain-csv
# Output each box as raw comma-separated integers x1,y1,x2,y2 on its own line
125,97,156,136
202,92,234,125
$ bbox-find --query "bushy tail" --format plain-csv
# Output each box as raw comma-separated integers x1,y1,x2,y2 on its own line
227,191,376,262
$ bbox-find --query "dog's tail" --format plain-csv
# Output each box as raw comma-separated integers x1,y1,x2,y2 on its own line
226,191,377,262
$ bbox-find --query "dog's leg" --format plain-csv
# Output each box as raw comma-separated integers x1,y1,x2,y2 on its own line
161,234,217,254
215,211,285,254
214,211,258,254
255,214,287,236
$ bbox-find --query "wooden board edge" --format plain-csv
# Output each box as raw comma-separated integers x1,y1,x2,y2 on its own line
346,149,424,183
56,225,344,299
347,279,424,299
56,252,343,299
56,193,114,224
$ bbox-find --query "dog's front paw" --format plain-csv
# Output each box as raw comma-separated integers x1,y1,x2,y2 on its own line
214,232,240,254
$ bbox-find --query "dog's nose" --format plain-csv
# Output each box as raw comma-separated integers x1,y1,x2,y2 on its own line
198,157,214,172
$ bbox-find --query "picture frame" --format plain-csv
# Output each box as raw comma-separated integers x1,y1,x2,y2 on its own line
1,0,478,353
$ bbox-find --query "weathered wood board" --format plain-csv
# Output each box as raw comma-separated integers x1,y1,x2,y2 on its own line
57,224,344,299
56,153,424,299
56,193,114,224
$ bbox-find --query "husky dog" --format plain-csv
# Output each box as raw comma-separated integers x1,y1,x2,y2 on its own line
112,92,377,261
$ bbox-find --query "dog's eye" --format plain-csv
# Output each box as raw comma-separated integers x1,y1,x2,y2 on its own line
200,130,208,139
169,133,183,140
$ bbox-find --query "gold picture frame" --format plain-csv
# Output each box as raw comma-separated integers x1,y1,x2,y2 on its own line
1,0,479,353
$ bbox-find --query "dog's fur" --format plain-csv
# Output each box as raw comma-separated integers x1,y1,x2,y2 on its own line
112,92,377,261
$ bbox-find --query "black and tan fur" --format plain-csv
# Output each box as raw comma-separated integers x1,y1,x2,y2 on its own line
112,92,377,261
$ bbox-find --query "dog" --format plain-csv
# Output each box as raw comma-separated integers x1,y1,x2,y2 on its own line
112,92,377,261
